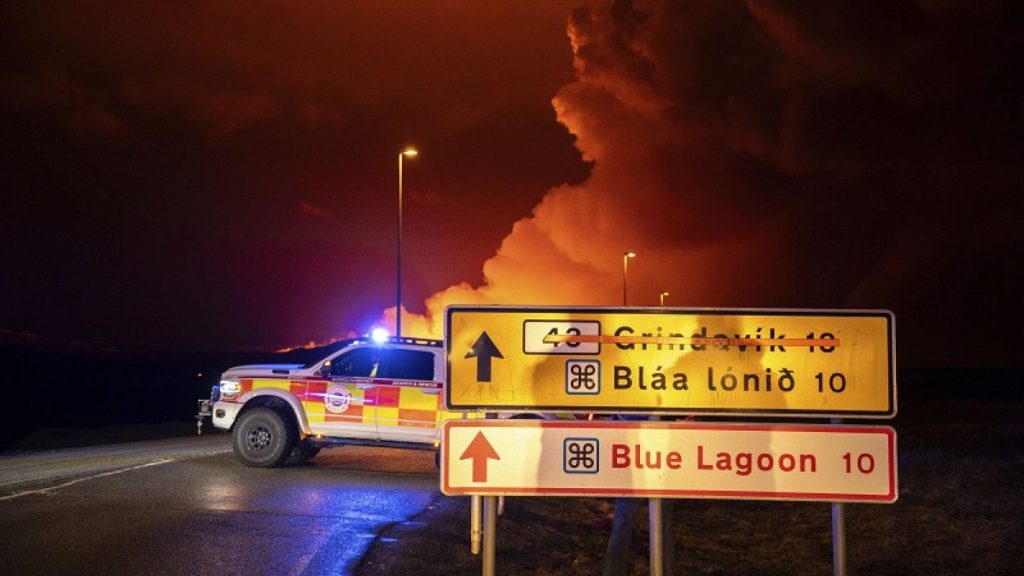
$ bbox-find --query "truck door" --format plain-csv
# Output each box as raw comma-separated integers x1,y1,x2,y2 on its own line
374,348,441,442
306,347,382,440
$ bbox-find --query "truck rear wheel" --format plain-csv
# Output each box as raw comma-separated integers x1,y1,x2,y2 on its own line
232,407,296,468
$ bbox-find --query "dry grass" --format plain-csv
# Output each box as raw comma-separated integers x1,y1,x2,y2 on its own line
358,370,1023,575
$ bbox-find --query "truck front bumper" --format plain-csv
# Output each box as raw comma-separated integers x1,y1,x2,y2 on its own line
210,401,242,430
196,399,241,434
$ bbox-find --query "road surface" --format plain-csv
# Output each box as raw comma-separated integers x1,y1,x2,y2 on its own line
0,432,440,575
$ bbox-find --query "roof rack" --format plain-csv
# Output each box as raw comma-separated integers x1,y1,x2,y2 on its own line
387,336,442,347
352,336,442,347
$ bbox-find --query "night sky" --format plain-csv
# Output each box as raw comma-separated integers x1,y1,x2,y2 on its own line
2,1,1021,367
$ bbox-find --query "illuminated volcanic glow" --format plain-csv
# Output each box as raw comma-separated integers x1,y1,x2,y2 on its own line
389,0,1022,367
0,1,1019,366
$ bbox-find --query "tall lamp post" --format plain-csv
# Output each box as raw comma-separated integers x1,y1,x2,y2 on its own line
622,251,636,305
397,147,418,338
659,291,669,307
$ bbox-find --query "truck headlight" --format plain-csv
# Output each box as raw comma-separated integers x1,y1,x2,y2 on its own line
220,379,241,398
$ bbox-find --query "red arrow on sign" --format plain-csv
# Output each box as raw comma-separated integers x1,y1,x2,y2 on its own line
460,431,500,482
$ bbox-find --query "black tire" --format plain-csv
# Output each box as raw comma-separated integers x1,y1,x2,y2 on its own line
232,407,297,468
286,440,322,465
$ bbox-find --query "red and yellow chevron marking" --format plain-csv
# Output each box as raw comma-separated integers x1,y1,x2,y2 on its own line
224,376,477,432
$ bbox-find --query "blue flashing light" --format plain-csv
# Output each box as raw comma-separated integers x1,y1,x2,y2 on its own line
370,327,390,344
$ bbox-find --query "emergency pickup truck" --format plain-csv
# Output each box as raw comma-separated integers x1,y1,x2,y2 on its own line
198,336,520,467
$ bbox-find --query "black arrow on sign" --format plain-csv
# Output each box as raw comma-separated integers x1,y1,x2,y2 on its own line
465,331,503,382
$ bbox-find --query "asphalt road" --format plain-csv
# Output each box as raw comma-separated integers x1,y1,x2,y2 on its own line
0,433,441,575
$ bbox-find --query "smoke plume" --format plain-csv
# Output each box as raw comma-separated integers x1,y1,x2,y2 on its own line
392,0,1022,365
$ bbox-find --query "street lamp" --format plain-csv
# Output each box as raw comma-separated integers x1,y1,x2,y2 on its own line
659,291,669,307
397,147,418,338
622,251,636,305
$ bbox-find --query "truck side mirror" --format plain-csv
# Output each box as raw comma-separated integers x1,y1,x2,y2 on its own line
319,361,333,377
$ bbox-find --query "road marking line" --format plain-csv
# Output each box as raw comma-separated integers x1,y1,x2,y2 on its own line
0,447,230,489
0,459,175,501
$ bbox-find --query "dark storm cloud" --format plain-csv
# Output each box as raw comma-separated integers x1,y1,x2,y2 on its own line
405,0,1022,366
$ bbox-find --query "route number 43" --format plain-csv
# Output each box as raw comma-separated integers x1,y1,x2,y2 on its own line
547,327,581,348
523,320,601,355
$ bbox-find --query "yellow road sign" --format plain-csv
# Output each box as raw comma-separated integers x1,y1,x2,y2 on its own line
445,306,895,418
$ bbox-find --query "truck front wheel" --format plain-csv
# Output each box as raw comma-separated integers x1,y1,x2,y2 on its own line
232,407,296,468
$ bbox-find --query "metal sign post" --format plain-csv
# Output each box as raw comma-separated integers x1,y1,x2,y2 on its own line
470,495,482,555
833,502,847,576
832,417,847,576
649,498,666,576
480,411,497,576
649,414,667,576
482,495,497,576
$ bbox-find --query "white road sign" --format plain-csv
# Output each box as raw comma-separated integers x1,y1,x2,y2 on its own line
441,420,897,503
